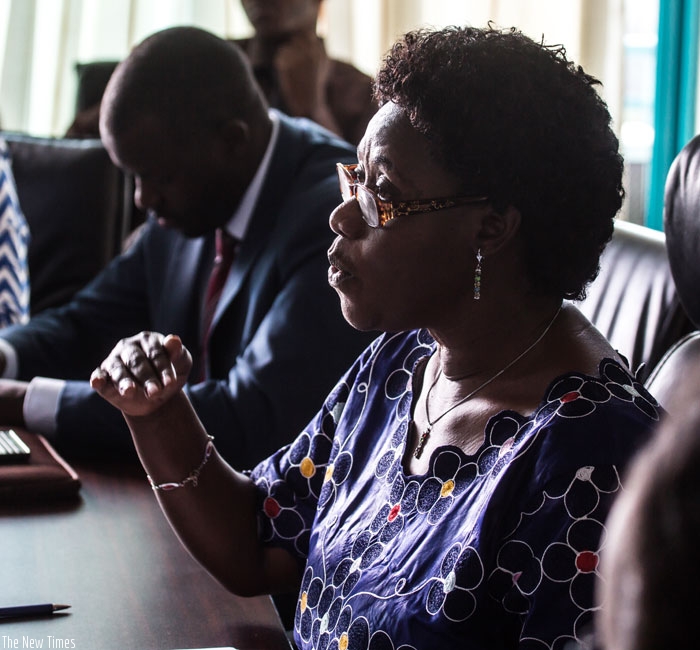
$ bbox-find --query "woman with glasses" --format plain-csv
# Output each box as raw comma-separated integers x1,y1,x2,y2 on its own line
91,25,659,650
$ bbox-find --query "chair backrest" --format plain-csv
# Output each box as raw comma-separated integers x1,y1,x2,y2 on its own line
645,135,700,408
2,132,132,314
74,60,119,114
575,218,693,381
663,135,700,328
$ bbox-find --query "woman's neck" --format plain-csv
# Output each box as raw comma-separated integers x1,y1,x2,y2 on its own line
428,298,563,383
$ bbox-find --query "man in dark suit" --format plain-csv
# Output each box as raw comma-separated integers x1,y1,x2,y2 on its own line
0,26,373,468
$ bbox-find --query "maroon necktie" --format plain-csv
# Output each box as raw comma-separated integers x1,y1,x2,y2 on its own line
200,229,236,379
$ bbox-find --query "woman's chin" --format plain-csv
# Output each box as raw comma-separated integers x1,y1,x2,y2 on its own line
339,302,379,333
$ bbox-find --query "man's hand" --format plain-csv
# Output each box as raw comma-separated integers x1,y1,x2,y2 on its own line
90,332,191,418
0,379,28,426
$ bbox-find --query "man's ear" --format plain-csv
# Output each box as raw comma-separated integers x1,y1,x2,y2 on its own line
219,118,250,153
474,204,521,256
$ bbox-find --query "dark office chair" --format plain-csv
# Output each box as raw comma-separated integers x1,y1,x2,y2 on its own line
74,60,119,115
576,219,693,382
644,135,700,410
3,132,132,314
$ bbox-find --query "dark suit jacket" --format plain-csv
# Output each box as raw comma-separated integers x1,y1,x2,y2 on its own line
1,113,374,467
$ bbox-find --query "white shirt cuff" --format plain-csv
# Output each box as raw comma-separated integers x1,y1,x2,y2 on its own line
24,377,64,437
0,338,19,378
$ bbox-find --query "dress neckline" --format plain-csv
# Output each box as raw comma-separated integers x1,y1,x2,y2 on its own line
401,349,638,478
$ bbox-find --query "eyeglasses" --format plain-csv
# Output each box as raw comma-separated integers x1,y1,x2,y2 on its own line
336,163,489,228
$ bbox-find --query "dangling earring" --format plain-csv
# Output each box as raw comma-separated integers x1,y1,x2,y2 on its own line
473,249,483,300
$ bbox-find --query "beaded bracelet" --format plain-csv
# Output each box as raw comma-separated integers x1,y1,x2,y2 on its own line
147,435,215,491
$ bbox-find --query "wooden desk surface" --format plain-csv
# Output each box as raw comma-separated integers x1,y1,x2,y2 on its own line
0,459,292,650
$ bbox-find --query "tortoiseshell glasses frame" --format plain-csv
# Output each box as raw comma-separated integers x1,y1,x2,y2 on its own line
337,163,489,228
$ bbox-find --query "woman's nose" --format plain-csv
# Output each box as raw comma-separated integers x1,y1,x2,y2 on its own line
329,198,367,239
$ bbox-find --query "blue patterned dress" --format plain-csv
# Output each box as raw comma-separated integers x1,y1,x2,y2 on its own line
250,329,659,650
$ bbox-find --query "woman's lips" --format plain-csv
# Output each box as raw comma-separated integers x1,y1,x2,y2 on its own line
327,250,354,288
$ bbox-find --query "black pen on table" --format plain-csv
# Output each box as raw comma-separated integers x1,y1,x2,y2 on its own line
0,604,71,618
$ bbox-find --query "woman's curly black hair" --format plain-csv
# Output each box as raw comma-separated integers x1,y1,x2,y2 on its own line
374,25,624,300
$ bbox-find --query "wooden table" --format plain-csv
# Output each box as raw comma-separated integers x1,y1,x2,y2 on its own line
0,459,292,650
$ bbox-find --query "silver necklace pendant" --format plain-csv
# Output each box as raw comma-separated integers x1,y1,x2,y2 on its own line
413,305,562,459
414,424,432,459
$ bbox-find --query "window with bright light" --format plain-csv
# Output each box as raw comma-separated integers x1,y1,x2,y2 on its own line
619,0,659,225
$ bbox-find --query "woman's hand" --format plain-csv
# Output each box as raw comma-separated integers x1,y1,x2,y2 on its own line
91,331,301,597
90,332,191,417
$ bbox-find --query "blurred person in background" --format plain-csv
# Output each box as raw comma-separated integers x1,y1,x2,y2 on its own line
237,0,375,145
